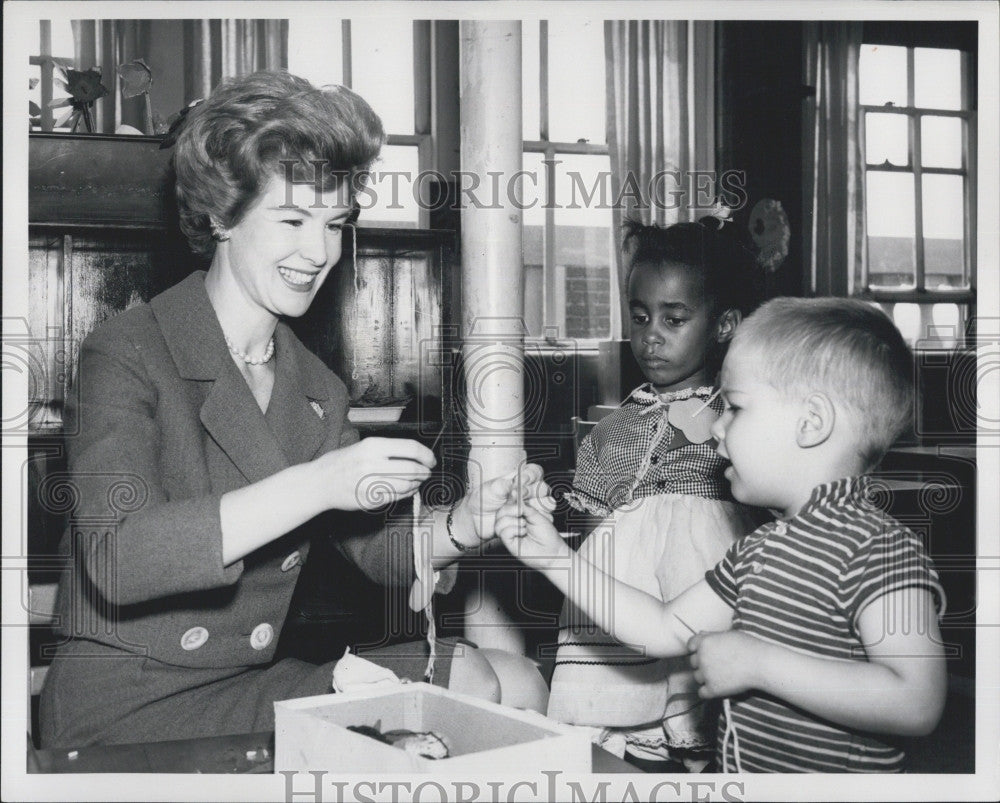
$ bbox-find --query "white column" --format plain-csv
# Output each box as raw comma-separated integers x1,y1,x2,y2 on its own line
459,20,526,654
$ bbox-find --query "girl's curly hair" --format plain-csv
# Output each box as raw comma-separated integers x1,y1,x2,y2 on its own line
622,216,764,317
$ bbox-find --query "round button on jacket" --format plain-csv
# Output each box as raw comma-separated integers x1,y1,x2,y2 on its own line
180,626,209,651
250,623,274,650
280,551,301,572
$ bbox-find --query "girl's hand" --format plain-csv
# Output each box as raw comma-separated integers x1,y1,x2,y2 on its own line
688,630,769,698
313,437,435,511
496,498,569,570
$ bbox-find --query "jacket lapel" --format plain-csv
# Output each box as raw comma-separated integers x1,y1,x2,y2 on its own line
199,363,290,484
150,271,291,485
265,323,331,465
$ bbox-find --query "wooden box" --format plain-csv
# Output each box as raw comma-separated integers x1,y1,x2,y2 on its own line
274,683,592,773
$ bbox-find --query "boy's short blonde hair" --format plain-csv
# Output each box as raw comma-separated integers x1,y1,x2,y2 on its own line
729,297,915,469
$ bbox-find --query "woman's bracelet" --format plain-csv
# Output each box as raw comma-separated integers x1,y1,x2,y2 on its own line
446,502,479,552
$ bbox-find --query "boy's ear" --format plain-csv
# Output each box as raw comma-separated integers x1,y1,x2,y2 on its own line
796,392,835,448
715,309,742,343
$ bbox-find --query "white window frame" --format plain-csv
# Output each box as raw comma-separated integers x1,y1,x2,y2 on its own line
525,21,715,347
30,20,74,132
857,40,977,344
340,20,435,230
522,20,614,347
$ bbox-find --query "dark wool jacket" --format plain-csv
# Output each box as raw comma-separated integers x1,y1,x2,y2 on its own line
40,271,430,747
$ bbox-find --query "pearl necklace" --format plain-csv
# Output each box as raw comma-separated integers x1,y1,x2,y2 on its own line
224,334,275,365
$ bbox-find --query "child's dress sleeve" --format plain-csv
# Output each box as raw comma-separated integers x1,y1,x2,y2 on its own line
564,428,613,517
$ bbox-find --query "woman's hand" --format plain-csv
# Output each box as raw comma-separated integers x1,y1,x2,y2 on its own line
458,463,556,545
313,437,436,511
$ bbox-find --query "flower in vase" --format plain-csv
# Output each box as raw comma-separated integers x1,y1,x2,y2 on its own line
49,65,108,132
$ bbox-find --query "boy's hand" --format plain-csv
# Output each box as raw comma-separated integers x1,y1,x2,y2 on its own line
464,463,555,542
688,630,769,699
496,496,569,570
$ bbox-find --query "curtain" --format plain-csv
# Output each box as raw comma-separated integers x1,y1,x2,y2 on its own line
70,20,287,134
183,20,288,103
72,20,151,133
803,22,864,297
605,20,709,336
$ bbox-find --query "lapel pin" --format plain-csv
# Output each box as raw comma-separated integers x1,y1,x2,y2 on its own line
310,400,326,420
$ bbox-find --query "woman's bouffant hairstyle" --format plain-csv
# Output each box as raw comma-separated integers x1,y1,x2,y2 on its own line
173,70,385,257
730,297,915,470
622,216,764,318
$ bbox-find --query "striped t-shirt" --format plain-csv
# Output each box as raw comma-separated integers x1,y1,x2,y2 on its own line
705,476,945,772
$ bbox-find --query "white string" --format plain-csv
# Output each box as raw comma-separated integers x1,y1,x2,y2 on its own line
674,613,742,773
424,597,437,684
721,698,742,773
691,388,722,418
350,223,360,381
413,493,437,684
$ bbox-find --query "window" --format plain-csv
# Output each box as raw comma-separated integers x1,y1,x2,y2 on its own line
29,18,431,225
522,20,615,342
857,38,975,349
29,20,76,131
288,18,431,229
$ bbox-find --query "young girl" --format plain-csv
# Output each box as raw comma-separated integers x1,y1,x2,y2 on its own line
548,216,763,770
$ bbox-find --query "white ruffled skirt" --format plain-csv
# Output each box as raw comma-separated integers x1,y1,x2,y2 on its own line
546,493,755,752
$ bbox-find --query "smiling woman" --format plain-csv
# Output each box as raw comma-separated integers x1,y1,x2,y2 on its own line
207,176,353,341
37,70,553,749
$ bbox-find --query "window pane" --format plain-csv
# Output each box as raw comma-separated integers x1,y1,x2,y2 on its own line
881,302,963,349
351,19,414,134
29,63,42,129
859,44,907,107
889,303,922,344
50,18,76,59
522,152,546,336
359,145,419,227
928,303,962,349
922,174,966,289
35,20,77,131
921,116,963,169
548,20,606,144
288,17,344,87
865,112,909,167
554,154,613,339
523,264,544,336
914,48,962,110
866,171,915,287
522,22,541,140
521,151,548,228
